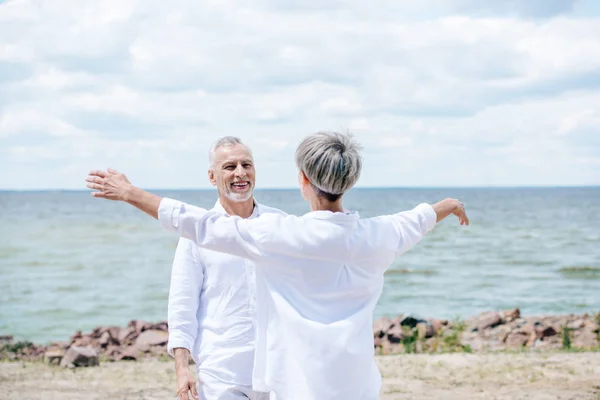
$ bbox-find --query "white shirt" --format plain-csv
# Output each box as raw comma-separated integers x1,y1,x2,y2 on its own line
158,198,438,400
167,199,286,385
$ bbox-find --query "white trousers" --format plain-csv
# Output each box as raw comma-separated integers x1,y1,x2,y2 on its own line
198,375,271,400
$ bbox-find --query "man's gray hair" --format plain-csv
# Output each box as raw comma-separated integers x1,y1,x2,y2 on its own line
295,131,363,196
208,136,250,168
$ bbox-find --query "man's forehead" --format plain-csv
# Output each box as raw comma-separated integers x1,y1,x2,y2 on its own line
214,144,253,164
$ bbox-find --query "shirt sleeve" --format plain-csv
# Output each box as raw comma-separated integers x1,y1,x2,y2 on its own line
158,198,264,261
167,237,204,358
390,203,437,256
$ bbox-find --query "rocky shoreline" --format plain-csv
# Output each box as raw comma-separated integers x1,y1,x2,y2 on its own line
375,308,599,355
1,309,598,368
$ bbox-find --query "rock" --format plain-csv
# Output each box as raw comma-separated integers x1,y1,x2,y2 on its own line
148,344,168,357
379,340,404,355
505,332,529,347
134,330,169,352
108,326,121,341
476,312,503,332
71,336,92,348
573,330,599,349
568,319,585,330
0,335,14,346
503,308,520,322
118,326,137,345
69,331,83,342
585,322,600,333
147,322,168,332
59,346,99,368
430,319,447,333
526,332,538,347
373,317,393,338
128,320,150,336
416,322,435,339
116,346,139,361
50,341,70,350
519,323,536,335
494,325,513,342
399,315,425,328
386,326,405,344
44,349,64,365
391,314,404,324
98,331,111,347
91,326,108,338
536,326,558,339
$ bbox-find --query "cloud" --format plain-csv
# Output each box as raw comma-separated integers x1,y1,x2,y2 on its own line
0,0,598,189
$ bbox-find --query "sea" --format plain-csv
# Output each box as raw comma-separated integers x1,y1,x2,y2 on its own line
1,187,599,344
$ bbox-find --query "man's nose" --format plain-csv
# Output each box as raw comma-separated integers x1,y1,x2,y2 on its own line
234,164,246,177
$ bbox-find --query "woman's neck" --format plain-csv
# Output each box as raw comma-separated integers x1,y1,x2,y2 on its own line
308,196,344,213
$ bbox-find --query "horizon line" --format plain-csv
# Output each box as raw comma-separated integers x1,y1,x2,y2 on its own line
1,184,599,192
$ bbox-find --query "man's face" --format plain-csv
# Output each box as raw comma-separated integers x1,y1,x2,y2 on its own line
209,144,256,202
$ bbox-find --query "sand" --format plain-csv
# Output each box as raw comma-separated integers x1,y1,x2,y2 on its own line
1,352,599,399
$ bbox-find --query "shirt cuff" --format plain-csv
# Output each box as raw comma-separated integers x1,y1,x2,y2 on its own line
167,331,195,358
415,203,437,232
158,197,182,232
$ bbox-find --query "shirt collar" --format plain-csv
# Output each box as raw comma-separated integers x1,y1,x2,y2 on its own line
213,198,261,219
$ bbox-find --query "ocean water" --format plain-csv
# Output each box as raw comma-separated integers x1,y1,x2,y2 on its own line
1,187,599,344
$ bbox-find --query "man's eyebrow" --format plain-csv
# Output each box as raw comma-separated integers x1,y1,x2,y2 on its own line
221,159,253,166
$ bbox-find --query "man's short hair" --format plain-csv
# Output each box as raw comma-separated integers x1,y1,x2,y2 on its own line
208,136,251,168
295,132,363,201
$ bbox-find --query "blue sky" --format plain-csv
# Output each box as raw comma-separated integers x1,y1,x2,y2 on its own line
1,0,599,189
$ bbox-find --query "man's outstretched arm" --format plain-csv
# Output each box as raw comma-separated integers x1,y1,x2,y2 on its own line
86,169,162,219
86,169,263,260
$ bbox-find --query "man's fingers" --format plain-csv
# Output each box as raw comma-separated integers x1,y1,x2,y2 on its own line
177,389,189,400
86,183,103,190
85,176,103,184
107,168,118,175
88,169,107,178
190,382,198,400
90,192,109,199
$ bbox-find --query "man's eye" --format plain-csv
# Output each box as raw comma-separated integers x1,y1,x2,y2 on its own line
243,164,252,168
224,166,235,170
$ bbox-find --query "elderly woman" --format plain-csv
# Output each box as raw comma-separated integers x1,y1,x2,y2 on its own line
86,132,468,400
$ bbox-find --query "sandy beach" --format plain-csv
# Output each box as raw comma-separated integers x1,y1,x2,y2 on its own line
1,352,599,400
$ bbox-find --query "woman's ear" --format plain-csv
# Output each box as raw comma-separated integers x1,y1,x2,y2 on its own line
298,170,310,185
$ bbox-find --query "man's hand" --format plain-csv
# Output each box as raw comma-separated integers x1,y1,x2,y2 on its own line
432,198,469,226
176,367,199,400
85,168,133,201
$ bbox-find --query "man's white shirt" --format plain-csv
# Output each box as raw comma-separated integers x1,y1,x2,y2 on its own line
159,198,438,400
167,199,286,386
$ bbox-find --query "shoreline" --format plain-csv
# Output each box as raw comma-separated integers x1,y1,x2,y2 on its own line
1,309,599,365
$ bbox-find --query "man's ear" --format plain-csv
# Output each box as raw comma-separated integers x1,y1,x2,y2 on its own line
208,169,217,187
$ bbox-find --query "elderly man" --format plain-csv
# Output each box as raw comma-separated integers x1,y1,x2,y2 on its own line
168,136,283,400
87,132,468,399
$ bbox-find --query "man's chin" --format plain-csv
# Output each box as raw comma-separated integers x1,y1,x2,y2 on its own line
225,191,253,202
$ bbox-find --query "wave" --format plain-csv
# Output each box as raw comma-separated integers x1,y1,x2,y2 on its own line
385,268,439,276
559,266,600,277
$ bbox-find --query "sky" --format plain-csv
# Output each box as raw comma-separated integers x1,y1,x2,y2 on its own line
1,0,599,189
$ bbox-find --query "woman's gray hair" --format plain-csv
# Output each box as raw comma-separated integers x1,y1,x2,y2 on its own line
295,131,363,197
208,136,250,168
